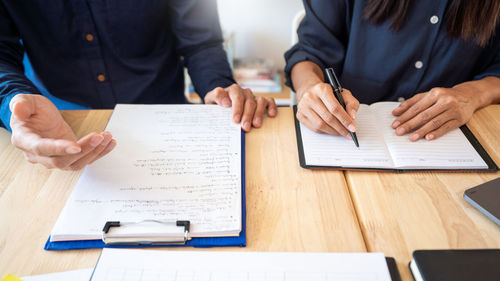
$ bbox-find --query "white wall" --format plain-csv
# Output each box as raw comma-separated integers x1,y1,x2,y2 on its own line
217,0,304,69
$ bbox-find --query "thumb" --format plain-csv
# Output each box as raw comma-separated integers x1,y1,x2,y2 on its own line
10,94,36,122
205,87,231,107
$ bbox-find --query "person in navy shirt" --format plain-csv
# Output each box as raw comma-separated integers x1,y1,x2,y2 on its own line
285,0,500,141
0,0,277,170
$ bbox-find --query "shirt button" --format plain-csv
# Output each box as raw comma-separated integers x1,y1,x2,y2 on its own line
85,33,94,42
430,15,439,24
415,61,423,69
97,74,106,82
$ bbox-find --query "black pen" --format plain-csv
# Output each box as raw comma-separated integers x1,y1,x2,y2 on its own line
325,68,360,148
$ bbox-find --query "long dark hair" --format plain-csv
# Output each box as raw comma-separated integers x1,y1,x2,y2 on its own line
363,0,500,46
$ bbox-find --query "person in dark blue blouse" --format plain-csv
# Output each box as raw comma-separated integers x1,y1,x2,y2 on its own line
0,0,277,170
285,0,500,141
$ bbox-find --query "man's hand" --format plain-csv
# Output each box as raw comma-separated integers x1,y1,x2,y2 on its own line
9,94,116,170
296,82,359,137
204,84,277,131
391,87,479,141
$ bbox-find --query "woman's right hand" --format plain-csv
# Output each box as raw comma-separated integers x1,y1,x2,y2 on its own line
9,94,117,170
296,82,360,137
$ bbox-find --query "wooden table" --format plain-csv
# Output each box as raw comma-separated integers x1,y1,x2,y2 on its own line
345,105,500,281
0,107,365,277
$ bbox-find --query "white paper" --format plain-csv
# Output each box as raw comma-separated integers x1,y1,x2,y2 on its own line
90,249,393,281
23,268,93,281
51,104,242,241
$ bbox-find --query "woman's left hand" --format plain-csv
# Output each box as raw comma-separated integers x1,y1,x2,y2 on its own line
391,86,479,141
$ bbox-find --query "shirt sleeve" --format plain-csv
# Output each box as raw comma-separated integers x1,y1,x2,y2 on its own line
167,0,235,99
0,3,40,131
284,0,350,91
473,27,500,81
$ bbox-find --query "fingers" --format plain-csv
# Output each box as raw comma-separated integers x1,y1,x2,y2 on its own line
252,96,267,128
89,139,117,165
227,86,246,124
297,83,356,137
208,84,277,131
316,85,357,133
205,87,232,107
403,108,460,141
296,105,340,135
11,129,81,156
21,132,115,170
9,94,36,122
309,96,350,136
67,132,113,170
392,93,437,130
342,89,360,120
392,87,474,141
298,89,348,136
267,98,277,117
422,119,461,141
393,100,447,137
392,93,425,116
239,89,257,132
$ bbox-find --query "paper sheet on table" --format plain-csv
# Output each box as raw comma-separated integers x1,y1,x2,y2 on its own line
90,249,392,281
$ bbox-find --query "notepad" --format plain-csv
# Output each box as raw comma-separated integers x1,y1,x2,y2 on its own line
295,102,497,172
90,249,396,281
50,105,242,243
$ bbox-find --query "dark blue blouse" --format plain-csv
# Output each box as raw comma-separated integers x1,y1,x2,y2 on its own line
0,0,234,129
285,0,500,104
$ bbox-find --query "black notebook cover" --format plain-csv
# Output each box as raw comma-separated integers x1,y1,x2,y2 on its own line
409,249,500,281
293,105,499,172
386,257,402,281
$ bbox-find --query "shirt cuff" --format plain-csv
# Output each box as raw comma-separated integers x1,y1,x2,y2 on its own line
0,92,17,132
473,66,500,81
284,48,327,92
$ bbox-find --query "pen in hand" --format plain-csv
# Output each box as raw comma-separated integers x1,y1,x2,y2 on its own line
325,68,360,148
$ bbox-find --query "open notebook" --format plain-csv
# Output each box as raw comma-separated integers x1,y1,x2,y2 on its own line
48,104,244,248
294,102,497,172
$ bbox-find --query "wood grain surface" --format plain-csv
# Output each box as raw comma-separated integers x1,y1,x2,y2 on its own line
0,107,365,277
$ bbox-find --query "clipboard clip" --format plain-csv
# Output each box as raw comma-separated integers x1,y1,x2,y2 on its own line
102,220,191,246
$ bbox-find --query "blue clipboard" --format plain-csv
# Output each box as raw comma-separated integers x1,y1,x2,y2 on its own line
44,132,246,250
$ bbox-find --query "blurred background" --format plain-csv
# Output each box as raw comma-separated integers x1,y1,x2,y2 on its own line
186,0,304,105
217,0,303,69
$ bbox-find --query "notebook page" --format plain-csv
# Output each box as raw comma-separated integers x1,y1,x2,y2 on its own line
370,102,487,169
91,249,393,281
300,104,394,169
51,104,241,241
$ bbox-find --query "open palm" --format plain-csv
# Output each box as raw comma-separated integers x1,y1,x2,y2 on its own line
11,94,77,144
10,94,116,170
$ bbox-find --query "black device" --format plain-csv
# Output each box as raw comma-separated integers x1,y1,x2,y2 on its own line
464,177,500,226
409,249,500,281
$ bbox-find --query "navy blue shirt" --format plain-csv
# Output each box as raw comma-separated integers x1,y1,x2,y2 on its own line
0,0,235,129
285,0,500,104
